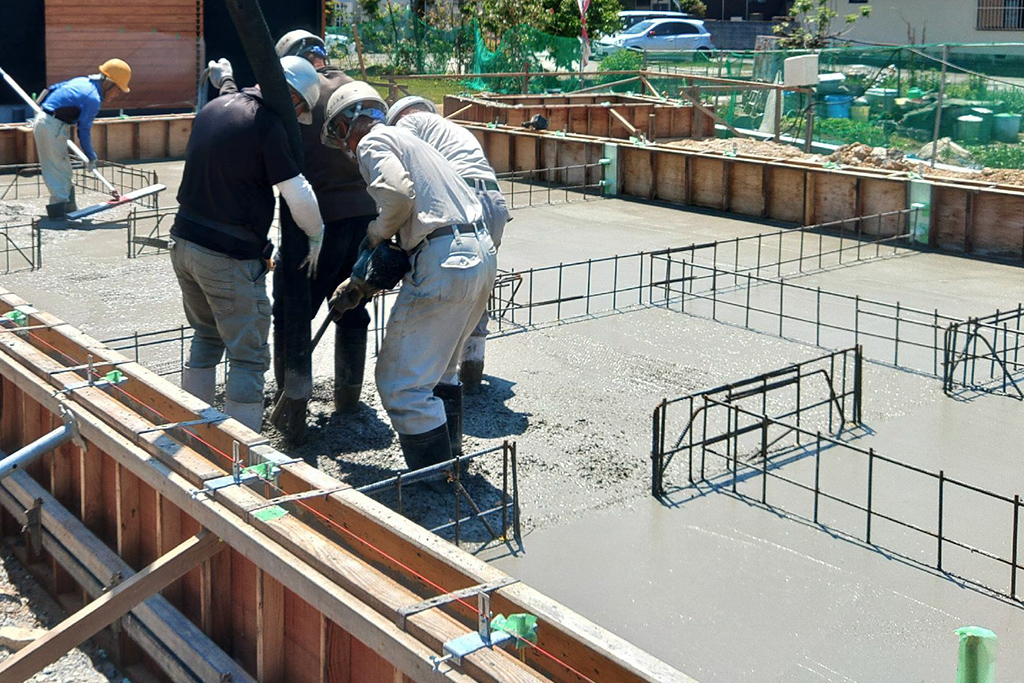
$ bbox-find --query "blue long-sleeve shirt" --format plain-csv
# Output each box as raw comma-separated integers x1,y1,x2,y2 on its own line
40,76,103,160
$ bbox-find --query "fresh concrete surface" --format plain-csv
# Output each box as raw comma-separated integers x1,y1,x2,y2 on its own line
3,160,1023,683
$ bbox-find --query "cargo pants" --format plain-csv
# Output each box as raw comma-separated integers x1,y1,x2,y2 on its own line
376,228,497,435
32,113,74,205
169,236,271,404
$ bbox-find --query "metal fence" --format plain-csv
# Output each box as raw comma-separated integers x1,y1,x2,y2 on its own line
0,220,41,274
943,305,1024,399
497,160,606,210
651,347,862,497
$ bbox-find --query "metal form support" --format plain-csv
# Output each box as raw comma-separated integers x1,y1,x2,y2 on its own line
0,404,83,481
430,590,515,670
398,578,518,629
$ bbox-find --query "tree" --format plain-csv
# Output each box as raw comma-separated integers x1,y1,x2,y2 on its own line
542,0,622,40
774,0,871,49
678,0,706,19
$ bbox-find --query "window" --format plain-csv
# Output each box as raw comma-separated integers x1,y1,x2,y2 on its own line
978,0,1024,29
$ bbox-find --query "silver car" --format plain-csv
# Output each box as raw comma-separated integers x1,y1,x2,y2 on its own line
594,18,715,57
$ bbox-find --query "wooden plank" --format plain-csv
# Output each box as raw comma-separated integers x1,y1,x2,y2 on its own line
155,493,183,608
690,156,725,209
933,185,970,253
116,463,141,570
971,192,1024,258
653,151,685,204
859,178,906,236
324,619,352,683
258,569,286,683
0,531,222,683
285,588,323,683
233,550,259,673
728,160,764,218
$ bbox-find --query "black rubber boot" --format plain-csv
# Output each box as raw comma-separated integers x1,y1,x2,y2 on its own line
45,202,66,220
398,423,452,472
65,187,77,214
433,383,463,458
334,326,367,413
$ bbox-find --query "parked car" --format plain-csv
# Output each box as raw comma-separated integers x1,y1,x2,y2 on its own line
618,10,692,31
594,18,714,58
325,33,355,56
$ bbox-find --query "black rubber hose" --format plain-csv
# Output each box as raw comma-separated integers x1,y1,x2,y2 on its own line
223,0,314,426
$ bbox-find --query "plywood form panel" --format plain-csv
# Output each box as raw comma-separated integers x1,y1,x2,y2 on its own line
621,147,654,198
350,637,402,683
857,178,906,236
766,167,804,223
690,156,725,209
808,173,857,225
138,120,170,159
514,135,538,173
971,192,1024,258
560,141,589,188
728,161,765,217
933,185,970,252
284,588,323,683
232,550,259,673
653,152,687,203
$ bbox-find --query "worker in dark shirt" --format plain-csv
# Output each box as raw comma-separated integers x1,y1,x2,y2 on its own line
33,59,132,218
273,29,380,414
170,56,325,433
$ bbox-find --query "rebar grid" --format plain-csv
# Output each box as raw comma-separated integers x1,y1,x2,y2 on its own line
0,162,160,211
662,392,1023,603
0,221,41,274
651,347,863,498
496,160,606,210
943,305,1024,399
126,206,176,258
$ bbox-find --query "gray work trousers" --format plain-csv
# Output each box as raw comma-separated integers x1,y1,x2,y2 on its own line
470,186,508,338
169,236,271,404
32,113,74,204
376,228,497,435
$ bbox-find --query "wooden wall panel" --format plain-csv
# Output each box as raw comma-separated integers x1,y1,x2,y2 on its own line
45,0,202,111
284,588,323,683
653,152,686,203
621,147,653,198
860,178,906,236
809,173,857,225
766,167,804,223
232,551,259,673
971,192,1024,258
933,185,970,253
728,161,765,217
690,156,725,209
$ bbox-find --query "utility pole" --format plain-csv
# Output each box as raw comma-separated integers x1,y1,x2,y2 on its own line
930,44,949,168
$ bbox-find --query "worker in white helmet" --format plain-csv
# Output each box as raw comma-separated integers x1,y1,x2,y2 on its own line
32,59,132,219
171,56,324,433
322,81,496,473
385,95,508,412
269,29,379,414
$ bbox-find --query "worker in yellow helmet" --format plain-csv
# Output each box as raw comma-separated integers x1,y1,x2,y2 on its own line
33,59,132,219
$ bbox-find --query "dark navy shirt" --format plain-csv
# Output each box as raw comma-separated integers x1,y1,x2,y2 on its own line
40,76,103,160
171,88,300,260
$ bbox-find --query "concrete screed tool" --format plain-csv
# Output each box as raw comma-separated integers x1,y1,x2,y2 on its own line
0,65,166,216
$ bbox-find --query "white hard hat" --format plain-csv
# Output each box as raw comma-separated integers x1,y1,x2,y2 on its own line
385,95,438,125
276,29,327,60
280,56,320,125
322,81,387,149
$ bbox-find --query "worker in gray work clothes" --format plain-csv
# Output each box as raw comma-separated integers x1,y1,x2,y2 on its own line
385,96,508,406
322,82,496,471
172,56,324,433
32,59,132,219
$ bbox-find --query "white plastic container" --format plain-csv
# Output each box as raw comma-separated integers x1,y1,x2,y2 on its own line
784,54,819,88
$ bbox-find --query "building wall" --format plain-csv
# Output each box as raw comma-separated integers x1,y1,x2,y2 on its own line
840,0,1024,49
0,2,45,108
704,19,779,49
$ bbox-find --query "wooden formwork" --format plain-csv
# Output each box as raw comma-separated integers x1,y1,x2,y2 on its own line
443,93,714,141
0,114,194,165
465,123,1024,260
0,287,691,683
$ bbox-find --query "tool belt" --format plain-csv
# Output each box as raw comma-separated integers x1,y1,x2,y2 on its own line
426,223,483,241
465,177,500,192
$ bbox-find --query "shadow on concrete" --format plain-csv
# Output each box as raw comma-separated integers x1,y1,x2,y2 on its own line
464,375,530,439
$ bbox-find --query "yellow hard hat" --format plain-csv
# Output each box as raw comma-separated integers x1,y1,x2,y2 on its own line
99,59,132,93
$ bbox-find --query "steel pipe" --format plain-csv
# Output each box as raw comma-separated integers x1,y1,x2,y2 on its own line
0,409,78,480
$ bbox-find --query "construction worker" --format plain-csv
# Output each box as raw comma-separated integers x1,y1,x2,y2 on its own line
273,29,378,413
32,59,132,219
172,56,324,433
322,82,496,470
385,96,509,400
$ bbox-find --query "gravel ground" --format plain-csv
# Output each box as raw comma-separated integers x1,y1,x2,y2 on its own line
0,545,125,682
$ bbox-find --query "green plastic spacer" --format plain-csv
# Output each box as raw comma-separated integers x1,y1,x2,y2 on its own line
2,310,28,326
244,462,276,480
103,370,124,384
253,506,288,522
491,613,538,650
956,626,997,683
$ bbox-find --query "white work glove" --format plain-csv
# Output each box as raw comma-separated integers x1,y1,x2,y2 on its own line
298,229,324,280
208,58,233,89
85,159,98,172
